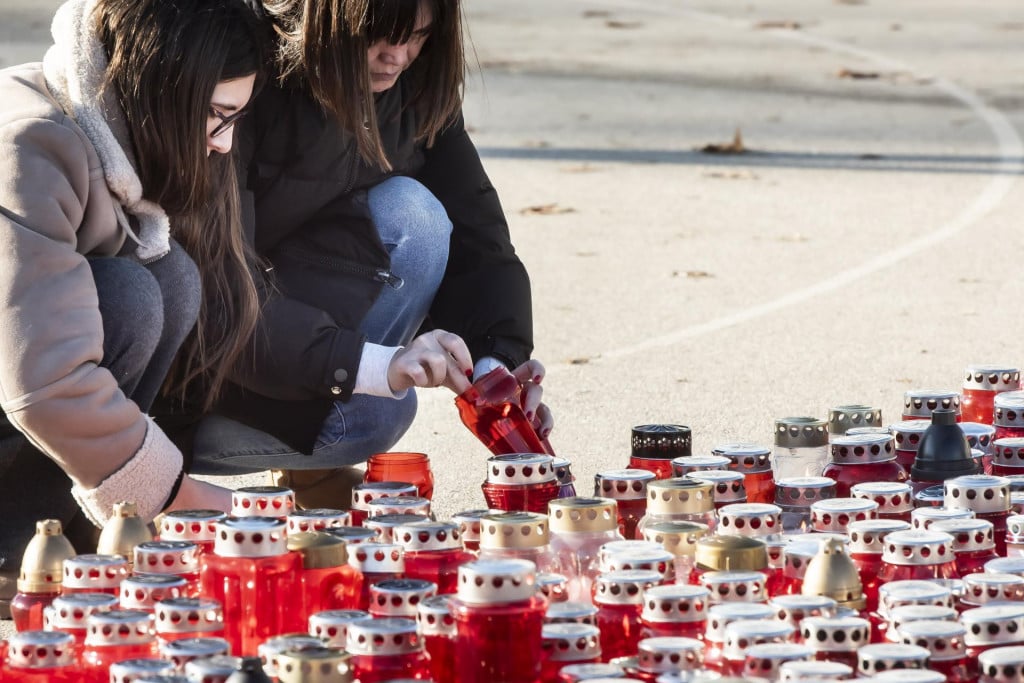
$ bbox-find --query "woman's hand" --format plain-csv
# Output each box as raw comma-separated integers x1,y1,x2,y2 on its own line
512,358,554,439
388,329,474,395
164,475,233,514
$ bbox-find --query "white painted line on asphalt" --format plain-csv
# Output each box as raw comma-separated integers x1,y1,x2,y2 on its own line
566,1,1024,365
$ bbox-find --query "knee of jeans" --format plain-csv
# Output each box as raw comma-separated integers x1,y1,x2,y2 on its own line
369,176,453,249
94,260,165,360
154,242,201,343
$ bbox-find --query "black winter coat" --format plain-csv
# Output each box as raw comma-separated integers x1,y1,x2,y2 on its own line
212,77,534,454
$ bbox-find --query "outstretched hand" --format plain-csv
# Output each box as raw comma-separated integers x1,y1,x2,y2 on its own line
388,329,474,395
511,358,554,439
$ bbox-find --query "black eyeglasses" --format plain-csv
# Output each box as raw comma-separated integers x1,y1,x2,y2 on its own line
209,106,247,138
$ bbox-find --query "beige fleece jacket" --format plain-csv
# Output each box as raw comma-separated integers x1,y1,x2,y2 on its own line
0,63,183,525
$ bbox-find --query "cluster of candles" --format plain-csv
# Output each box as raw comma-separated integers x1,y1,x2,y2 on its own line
6,365,1024,682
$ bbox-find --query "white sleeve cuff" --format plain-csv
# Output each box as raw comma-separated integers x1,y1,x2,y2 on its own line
473,356,507,381
355,343,407,399
70,415,184,527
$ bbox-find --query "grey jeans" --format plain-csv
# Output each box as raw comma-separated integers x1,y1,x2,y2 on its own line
0,240,200,564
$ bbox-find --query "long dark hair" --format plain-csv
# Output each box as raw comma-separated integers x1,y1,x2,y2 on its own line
265,0,465,170
96,0,266,409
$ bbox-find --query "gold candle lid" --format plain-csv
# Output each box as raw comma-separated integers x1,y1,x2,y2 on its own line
18,519,76,593
276,646,353,683
287,531,348,569
548,497,618,534
694,535,768,571
801,538,866,610
479,512,550,550
646,479,714,515
641,521,709,558
96,501,154,566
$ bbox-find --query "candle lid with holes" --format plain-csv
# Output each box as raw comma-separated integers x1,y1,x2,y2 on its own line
308,610,370,648
133,541,199,577
368,578,437,619
44,592,118,631
640,584,710,624
962,572,1024,606
84,609,155,646
213,517,288,558
286,509,350,534
351,482,418,511
774,477,837,508
742,642,815,680
911,506,975,530
944,474,1012,514
897,619,966,661
700,570,767,604
230,486,294,518
603,547,674,582
779,659,853,682
546,600,598,626
670,455,731,476
592,569,661,607
640,521,708,558
478,511,549,549
258,633,328,676
890,420,929,452
392,521,461,552
768,595,836,629
322,526,377,547
63,554,130,590
931,517,996,553
723,619,794,660
775,418,829,448
716,503,782,537
363,513,430,544
548,497,618,534
713,443,772,473
416,595,453,636
6,630,75,669
881,530,955,566
850,482,914,515
637,636,703,673
829,405,883,434
695,535,768,572
685,470,746,503
160,636,231,662
631,424,692,459
542,623,602,662
347,542,403,574
159,510,225,544
645,479,714,515
848,519,912,554
857,643,930,676
810,498,878,532
904,390,961,419
365,495,431,518
456,558,537,605
594,469,655,500
962,605,1024,646
965,365,1021,391
275,646,353,683
485,453,556,485
829,433,896,464
978,645,1024,681
183,655,243,679
705,602,775,643
799,615,870,652
109,658,175,681
996,393,1024,427
119,574,187,611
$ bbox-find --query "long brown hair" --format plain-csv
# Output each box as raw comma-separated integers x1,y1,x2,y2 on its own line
265,0,465,170
96,0,266,409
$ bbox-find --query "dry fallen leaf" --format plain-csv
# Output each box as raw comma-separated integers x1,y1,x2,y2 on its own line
703,170,759,180
606,20,644,29
700,128,747,155
575,251,597,258
837,68,881,79
754,20,802,30
685,270,713,279
561,164,602,174
520,203,576,216
582,10,611,18
778,233,810,243
569,357,591,365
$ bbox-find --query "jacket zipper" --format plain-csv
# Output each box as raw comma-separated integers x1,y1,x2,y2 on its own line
277,245,404,289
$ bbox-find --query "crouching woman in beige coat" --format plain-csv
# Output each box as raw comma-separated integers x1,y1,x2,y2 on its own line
0,0,265,599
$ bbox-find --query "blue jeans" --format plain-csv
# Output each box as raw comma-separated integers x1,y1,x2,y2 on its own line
190,176,452,474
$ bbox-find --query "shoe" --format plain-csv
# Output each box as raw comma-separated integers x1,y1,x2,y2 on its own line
270,467,365,511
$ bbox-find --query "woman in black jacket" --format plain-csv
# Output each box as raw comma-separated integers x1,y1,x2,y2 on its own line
187,0,553,506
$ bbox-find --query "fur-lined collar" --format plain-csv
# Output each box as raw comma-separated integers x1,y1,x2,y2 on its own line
42,0,170,263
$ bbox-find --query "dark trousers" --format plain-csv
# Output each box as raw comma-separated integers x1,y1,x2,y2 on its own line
0,241,200,565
